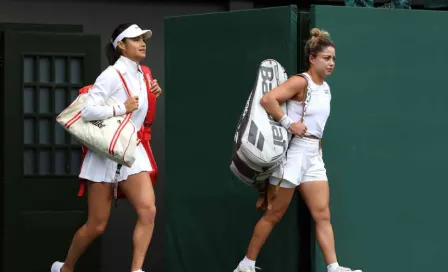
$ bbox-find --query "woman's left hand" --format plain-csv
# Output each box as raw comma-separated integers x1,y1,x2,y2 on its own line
151,79,163,98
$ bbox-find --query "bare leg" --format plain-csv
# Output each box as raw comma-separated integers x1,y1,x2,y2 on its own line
245,184,296,260
119,172,156,272
299,180,337,265
61,182,113,272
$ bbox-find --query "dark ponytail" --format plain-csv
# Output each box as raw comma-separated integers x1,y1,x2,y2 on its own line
105,42,121,65
105,23,134,65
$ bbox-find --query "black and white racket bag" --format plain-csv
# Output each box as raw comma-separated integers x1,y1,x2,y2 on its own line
230,59,291,190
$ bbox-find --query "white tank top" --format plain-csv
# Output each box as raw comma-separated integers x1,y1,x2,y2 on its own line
286,73,331,139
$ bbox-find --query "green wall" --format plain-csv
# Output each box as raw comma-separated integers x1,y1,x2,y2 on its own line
312,5,448,271
165,5,305,272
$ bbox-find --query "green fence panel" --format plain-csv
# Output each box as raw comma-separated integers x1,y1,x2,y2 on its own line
165,5,305,272
311,5,448,272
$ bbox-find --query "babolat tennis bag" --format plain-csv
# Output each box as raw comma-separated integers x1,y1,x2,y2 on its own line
230,59,290,191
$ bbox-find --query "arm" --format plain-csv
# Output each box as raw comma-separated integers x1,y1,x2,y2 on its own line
81,69,127,122
260,75,307,129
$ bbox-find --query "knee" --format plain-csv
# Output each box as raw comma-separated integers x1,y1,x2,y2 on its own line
136,203,156,225
311,206,331,223
263,207,287,225
86,221,108,237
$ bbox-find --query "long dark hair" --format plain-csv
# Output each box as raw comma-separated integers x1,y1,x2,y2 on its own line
105,23,133,65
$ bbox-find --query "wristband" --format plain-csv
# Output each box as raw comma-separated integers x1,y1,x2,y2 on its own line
279,115,293,130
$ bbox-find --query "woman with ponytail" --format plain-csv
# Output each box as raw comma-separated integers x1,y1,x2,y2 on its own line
233,28,362,272
51,23,162,272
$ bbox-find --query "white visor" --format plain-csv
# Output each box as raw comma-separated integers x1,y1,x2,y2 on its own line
112,24,152,49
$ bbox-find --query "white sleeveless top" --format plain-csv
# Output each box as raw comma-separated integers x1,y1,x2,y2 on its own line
286,72,331,139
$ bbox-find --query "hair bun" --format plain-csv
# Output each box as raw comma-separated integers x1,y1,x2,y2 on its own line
310,28,330,39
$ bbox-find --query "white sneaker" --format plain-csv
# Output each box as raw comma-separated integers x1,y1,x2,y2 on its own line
335,266,362,272
50,261,64,272
233,266,261,272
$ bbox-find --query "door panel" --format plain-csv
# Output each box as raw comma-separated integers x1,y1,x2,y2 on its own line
2,30,101,272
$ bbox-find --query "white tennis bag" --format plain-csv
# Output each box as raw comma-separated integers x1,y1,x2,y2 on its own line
56,70,138,167
230,59,291,190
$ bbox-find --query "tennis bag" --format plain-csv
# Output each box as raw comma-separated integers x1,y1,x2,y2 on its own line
230,59,290,191
56,67,154,168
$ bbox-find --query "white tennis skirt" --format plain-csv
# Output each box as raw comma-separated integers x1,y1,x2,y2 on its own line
269,136,327,188
79,144,152,183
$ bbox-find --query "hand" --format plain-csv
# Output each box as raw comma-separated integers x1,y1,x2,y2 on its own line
289,120,307,136
151,79,162,98
124,96,139,113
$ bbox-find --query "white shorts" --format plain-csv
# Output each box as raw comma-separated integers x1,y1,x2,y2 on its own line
269,136,327,188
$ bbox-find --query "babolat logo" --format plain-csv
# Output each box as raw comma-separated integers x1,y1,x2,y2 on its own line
260,64,287,152
90,120,106,129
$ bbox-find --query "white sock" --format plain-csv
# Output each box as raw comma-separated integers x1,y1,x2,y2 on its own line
239,256,256,269
327,262,340,272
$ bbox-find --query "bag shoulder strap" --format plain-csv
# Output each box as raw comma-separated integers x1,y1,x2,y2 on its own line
141,65,153,82
79,85,93,94
79,68,133,97
140,65,155,126
115,69,133,98
138,65,157,142
294,73,309,122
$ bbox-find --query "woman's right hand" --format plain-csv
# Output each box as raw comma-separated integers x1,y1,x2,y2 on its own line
124,96,139,113
289,120,307,136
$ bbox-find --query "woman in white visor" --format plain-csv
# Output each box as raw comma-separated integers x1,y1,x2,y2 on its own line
234,29,362,272
51,23,162,272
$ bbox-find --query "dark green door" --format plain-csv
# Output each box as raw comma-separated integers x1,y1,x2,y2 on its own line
2,30,101,272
